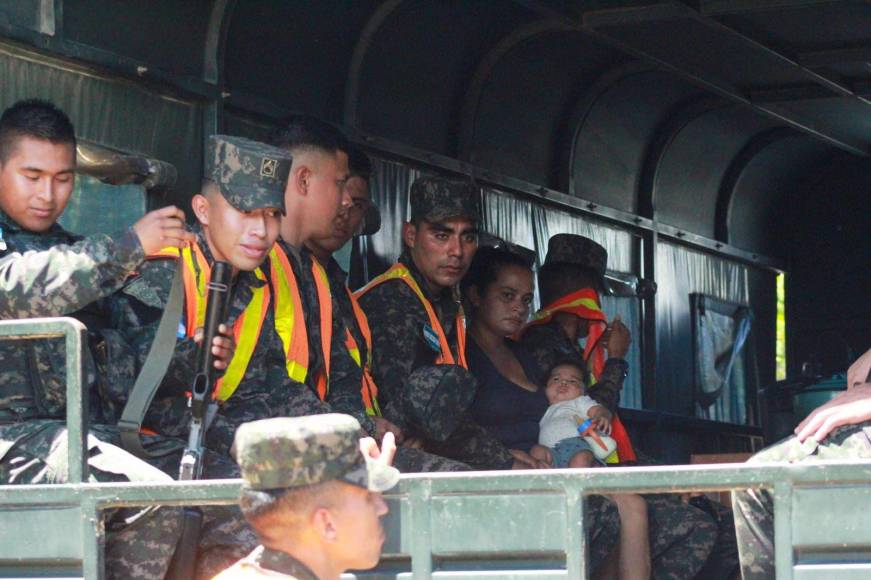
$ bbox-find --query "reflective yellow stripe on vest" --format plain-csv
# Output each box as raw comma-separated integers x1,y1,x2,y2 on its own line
268,244,333,399
150,243,269,403
268,244,309,384
355,263,467,369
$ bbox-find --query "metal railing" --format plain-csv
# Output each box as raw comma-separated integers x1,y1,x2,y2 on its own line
0,318,89,482
3,318,871,579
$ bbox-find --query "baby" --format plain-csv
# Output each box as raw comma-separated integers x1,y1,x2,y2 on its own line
534,358,614,468
533,358,650,579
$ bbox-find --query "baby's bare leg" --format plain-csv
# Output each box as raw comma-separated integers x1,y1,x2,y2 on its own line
568,450,595,468
609,493,651,580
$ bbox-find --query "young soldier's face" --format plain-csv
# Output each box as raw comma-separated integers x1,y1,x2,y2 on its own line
283,149,351,241
194,190,281,273
0,136,75,232
403,217,478,291
308,175,370,255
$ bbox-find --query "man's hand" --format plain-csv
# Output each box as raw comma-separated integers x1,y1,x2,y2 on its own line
604,315,631,359
795,383,871,442
510,449,549,469
592,414,612,435
193,323,235,370
529,444,553,467
848,348,871,389
360,431,397,467
373,416,404,445
133,206,195,255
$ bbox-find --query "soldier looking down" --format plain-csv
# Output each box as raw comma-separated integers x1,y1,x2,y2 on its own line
213,414,399,580
107,134,332,460
0,98,196,579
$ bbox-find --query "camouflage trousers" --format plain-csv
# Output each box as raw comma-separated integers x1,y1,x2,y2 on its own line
392,446,471,472
629,450,737,579
588,494,623,572
0,421,255,580
424,414,515,471
732,421,871,580
642,493,720,580
141,433,258,579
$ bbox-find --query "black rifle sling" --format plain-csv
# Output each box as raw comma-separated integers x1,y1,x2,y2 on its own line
119,260,184,458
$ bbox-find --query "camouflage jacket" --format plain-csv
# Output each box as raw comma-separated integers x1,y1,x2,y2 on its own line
356,251,466,409
520,321,628,413
357,252,514,469
277,242,374,435
0,209,144,423
107,227,330,456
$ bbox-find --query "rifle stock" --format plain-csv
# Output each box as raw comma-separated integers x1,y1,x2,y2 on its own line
167,261,232,580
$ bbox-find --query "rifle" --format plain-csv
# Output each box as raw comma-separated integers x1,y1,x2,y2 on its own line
167,261,232,580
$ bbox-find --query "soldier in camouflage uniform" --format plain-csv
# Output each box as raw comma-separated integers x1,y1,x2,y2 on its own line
214,414,399,580
521,233,738,579
0,99,198,579
354,176,523,471
107,135,332,459
733,357,871,579
303,144,469,473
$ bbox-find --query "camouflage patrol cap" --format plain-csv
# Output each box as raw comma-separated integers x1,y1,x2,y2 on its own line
409,177,479,223
397,365,477,443
206,135,291,214
232,414,400,492
544,234,607,282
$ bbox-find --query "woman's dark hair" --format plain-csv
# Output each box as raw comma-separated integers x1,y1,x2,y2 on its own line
462,246,532,300
545,357,587,381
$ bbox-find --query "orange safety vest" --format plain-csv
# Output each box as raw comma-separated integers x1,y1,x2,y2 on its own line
268,243,332,399
149,243,269,403
355,263,468,369
345,287,381,416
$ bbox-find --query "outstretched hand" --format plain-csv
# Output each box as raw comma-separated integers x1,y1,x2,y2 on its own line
794,383,871,443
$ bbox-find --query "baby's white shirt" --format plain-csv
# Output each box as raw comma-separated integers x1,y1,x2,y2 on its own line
538,395,600,448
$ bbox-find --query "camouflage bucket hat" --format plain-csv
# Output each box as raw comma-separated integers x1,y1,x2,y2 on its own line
399,365,477,443
206,135,292,214
409,176,479,224
544,234,608,283
232,414,400,493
